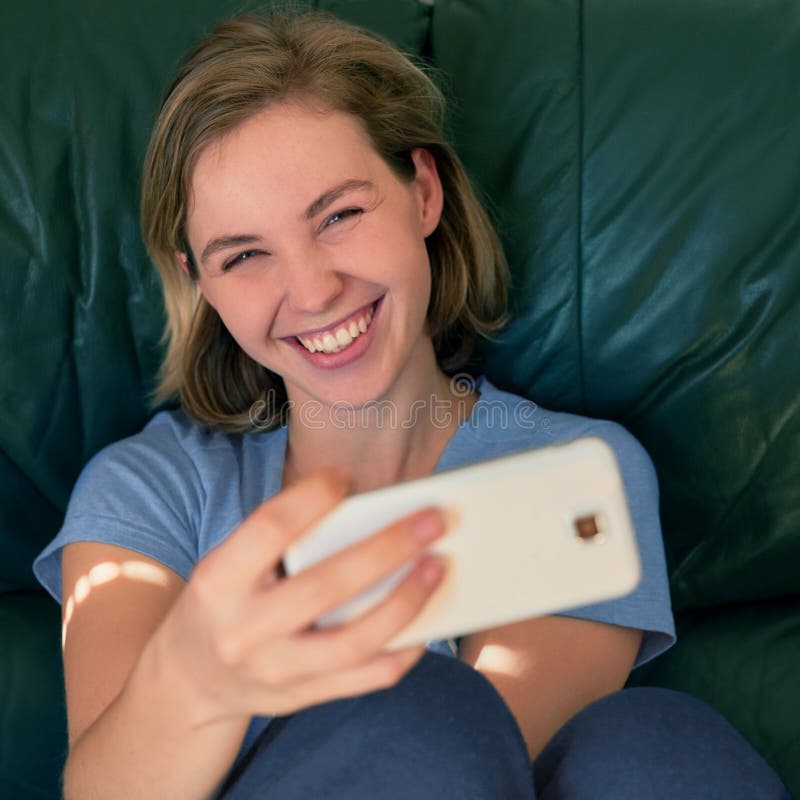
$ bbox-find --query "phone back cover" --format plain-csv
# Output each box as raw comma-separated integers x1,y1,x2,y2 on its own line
284,437,642,650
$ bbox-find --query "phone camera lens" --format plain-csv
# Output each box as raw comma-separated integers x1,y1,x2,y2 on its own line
573,513,606,543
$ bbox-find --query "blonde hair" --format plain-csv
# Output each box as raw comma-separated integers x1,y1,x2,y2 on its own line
141,10,509,432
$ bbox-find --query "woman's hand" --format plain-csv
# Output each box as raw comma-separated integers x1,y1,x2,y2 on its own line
154,467,447,728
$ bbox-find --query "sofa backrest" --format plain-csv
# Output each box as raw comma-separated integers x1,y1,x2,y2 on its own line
432,0,800,614
2,0,798,617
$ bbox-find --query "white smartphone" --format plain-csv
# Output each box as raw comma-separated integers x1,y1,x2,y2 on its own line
283,436,642,652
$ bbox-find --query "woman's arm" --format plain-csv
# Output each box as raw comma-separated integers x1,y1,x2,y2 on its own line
59,470,450,799
458,616,643,761
61,542,251,800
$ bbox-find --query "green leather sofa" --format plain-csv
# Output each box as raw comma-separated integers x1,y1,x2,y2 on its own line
1,1,798,797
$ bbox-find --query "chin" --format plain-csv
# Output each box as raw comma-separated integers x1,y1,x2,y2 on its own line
323,377,393,409
280,369,385,407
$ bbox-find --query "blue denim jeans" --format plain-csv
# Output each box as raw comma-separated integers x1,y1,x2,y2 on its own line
218,652,790,799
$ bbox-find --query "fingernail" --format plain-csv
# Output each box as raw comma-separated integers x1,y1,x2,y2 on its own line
418,557,445,586
412,508,444,542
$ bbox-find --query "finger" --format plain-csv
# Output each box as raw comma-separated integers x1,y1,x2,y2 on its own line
277,643,427,713
259,505,446,636
277,554,448,679
193,467,350,598
212,554,444,699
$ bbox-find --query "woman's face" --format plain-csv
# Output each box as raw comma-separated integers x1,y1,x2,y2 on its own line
183,101,443,409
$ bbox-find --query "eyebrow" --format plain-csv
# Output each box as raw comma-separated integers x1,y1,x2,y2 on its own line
199,179,374,267
200,234,264,266
303,179,374,220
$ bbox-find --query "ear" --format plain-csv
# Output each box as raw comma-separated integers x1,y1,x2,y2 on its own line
410,148,444,238
174,250,192,277
174,249,215,308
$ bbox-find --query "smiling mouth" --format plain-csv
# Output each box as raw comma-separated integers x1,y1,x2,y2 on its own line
287,298,380,354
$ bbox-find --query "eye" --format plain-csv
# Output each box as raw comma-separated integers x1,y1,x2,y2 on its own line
222,250,264,272
322,207,363,230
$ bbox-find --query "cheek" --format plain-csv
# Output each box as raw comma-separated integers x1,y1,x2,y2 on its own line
363,204,433,287
206,281,280,345
404,234,434,296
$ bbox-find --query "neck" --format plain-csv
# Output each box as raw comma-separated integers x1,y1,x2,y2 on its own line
281,354,478,494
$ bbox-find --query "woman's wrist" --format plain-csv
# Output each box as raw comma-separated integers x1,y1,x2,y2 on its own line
141,607,251,733
63,625,252,800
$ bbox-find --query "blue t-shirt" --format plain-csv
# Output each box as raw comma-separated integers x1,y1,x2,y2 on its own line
33,374,676,769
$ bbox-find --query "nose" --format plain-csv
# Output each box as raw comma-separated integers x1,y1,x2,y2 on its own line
282,248,344,315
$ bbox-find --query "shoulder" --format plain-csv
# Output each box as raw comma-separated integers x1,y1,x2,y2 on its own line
34,410,287,597
468,377,656,479
96,407,234,461
466,377,661,540
66,410,214,522
470,378,674,667
71,410,206,506
84,408,279,480
70,409,287,527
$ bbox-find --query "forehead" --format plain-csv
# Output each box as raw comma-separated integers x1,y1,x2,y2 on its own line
187,103,384,229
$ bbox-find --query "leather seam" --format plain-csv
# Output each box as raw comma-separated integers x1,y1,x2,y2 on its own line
576,0,587,408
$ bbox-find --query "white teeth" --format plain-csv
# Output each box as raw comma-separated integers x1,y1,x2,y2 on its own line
296,302,376,354
335,328,353,347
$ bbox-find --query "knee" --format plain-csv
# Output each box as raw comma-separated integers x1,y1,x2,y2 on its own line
224,653,533,800
534,687,788,800
336,651,534,793
222,652,536,800
377,650,519,725
354,651,529,758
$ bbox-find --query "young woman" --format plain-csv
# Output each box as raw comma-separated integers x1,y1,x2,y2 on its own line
33,11,788,800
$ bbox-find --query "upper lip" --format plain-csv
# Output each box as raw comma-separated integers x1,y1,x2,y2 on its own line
285,297,380,339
